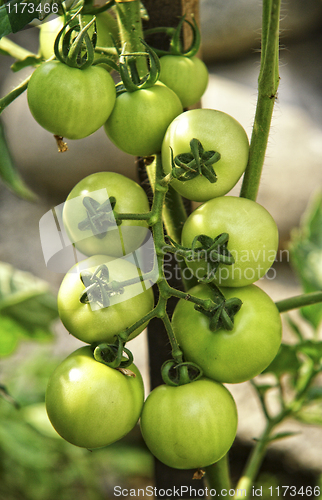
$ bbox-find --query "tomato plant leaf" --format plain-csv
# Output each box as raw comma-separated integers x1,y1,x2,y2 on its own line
0,383,20,407
297,340,322,365
294,400,322,426
0,118,37,201
290,191,322,329
0,3,12,38
0,262,58,356
269,431,301,442
11,54,41,71
305,386,322,402
263,343,300,377
0,0,62,38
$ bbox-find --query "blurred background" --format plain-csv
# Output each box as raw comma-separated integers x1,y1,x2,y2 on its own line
1,0,322,498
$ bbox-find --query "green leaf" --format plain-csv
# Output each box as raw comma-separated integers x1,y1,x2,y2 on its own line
269,431,301,442
0,117,37,201
0,3,11,38
294,400,322,426
0,262,58,356
0,383,20,407
289,191,322,329
305,385,322,402
0,314,24,356
0,0,63,38
297,340,322,364
11,54,42,72
263,343,301,377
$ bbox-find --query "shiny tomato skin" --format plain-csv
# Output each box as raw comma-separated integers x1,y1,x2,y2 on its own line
181,196,279,287
46,346,144,448
27,61,116,140
57,255,154,344
159,55,209,108
161,109,249,202
140,378,237,469
104,82,183,157
172,283,282,384
62,172,150,257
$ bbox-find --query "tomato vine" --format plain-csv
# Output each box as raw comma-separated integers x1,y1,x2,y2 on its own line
1,0,322,496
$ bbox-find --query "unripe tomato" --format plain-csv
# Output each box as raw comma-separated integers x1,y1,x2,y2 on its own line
62,172,150,257
181,196,279,287
57,255,154,344
27,61,116,140
140,378,238,469
159,54,209,108
46,346,145,448
161,109,249,202
172,283,282,383
104,82,183,157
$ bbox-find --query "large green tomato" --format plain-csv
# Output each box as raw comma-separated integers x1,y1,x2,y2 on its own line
159,55,209,108
46,346,144,448
181,196,279,287
39,12,118,66
140,378,237,469
57,255,154,344
161,109,249,202
62,172,150,257
172,283,282,384
27,61,116,140
104,82,183,157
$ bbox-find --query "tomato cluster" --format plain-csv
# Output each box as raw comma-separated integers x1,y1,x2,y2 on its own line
37,10,282,472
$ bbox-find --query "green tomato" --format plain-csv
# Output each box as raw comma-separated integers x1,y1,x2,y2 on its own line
159,55,209,108
161,109,249,202
27,61,116,140
172,283,282,384
39,12,118,69
104,82,183,157
62,172,150,257
46,346,144,448
140,378,237,469
181,196,279,287
57,255,154,344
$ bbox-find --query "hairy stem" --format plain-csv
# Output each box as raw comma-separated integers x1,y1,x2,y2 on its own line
239,0,281,201
115,0,147,77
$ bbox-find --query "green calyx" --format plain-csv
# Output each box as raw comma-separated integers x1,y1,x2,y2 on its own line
161,359,203,386
144,15,201,58
78,195,119,239
118,39,160,92
195,283,243,332
93,336,134,369
167,232,235,280
54,7,97,69
171,138,221,183
79,264,125,308
53,6,117,70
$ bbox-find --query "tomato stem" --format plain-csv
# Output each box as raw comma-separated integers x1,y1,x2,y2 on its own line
275,291,322,313
115,0,147,77
205,453,232,497
239,0,281,201
0,74,31,115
